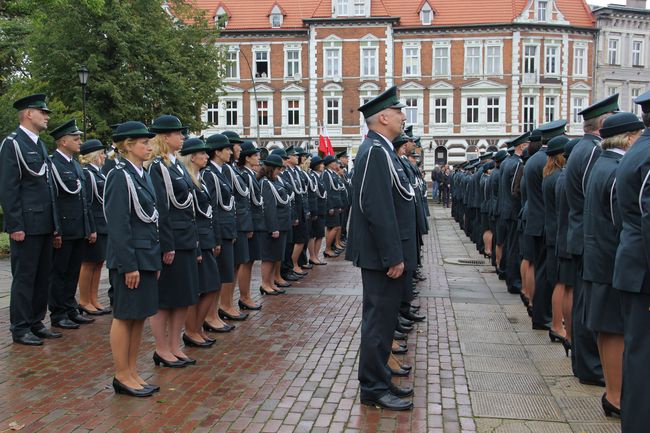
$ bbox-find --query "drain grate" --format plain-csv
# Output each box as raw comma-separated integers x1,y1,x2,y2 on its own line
444,257,487,266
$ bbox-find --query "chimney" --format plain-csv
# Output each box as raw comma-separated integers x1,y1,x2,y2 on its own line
626,0,647,8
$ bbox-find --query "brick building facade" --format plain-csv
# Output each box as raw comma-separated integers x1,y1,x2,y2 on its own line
194,0,596,166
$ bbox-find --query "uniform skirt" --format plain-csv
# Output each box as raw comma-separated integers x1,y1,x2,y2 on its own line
110,269,158,320
234,231,251,266
198,249,220,294
158,249,200,309
83,234,107,263
586,281,624,334
496,220,508,245
292,219,309,244
546,246,558,288
248,233,261,262
557,256,577,287
260,230,288,262
217,240,235,284
326,211,341,228
481,213,490,233
310,216,326,239
521,234,536,262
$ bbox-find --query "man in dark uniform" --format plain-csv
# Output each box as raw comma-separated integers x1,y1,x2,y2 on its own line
336,150,352,242
498,132,529,293
346,86,417,410
565,94,618,385
613,91,650,432
0,94,63,345
526,120,566,330
48,120,96,329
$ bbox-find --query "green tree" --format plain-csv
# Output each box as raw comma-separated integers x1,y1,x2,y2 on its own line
23,0,225,143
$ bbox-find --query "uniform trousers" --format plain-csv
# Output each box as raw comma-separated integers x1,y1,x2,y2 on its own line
359,269,405,399
9,234,53,336
531,235,551,327
48,238,85,323
571,255,603,383
504,218,522,293
621,291,650,433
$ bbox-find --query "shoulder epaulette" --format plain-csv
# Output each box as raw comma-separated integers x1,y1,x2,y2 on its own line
372,140,382,147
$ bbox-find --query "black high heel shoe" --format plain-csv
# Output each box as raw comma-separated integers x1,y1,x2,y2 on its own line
323,251,339,258
601,393,621,418
78,305,104,316
520,293,529,307
182,333,214,348
239,300,262,310
153,352,187,368
218,308,249,321
561,338,572,357
259,286,279,296
549,330,565,343
112,378,154,397
203,321,235,332
177,356,197,366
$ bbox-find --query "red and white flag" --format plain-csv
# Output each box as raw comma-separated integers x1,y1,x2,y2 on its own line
318,124,335,156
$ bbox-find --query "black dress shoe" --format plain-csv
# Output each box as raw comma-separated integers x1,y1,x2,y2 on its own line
12,331,43,346
178,356,197,366
153,352,187,368
78,306,104,316
69,313,95,324
100,306,113,315
203,336,216,344
532,322,551,331
410,305,421,312
389,385,414,398
283,273,300,281
273,287,287,294
112,378,153,397
144,384,160,393
498,272,507,280
361,392,413,411
293,269,309,276
238,300,262,311
392,346,408,355
398,317,414,327
274,281,291,288
396,323,413,334
390,367,410,377
393,331,408,341
203,322,235,333
401,311,426,322
52,318,80,329
218,308,249,321
400,362,412,371
32,327,62,339
309,260,327,266
323,251,340,258
579,378,606,387
301,263,313,270
601,393,621,418
182,333,214,348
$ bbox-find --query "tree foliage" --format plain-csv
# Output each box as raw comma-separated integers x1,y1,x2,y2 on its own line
0,0,225,143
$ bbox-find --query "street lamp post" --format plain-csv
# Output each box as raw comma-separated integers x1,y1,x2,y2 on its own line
236,47,261,146
78,65,89,140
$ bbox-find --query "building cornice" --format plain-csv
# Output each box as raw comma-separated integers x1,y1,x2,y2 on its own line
592,6,650,18
302,16,400,25
393,22,597,36
218,28,308,38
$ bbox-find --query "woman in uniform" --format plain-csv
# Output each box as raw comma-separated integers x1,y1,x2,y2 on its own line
585,112,644,418
259,154,292,295
104,121,160,397
307,156,327,266
219,131,251,321
201,134,237,333
78,139,110,315
178,137,219,348
236,141,263,310
542,135,569,344
147,115,200,367
322,156,343,257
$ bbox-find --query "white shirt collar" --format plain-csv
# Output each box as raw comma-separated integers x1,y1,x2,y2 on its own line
609,148,626,156
19,125,40,144
210,160,223,173
90,163,100,171
168,153,176,164
56,148,73,163
126,158,144,177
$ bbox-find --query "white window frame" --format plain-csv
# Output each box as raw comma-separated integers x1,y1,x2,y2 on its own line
284,45,302,80
252,46,271,80
465,97,480,124
360,45,378,79
269,5,283,28
544,95,558,122
404,98,419,126
353,0,367,16
523,44,539,85
334,0,348,16
420,3,433,25
537,0,548,21
286,99,301,126
433,42,451,77
486,97,500,124
606,85,620,97
632,39,644,67
485,43,502,76
429,84,454,134
433,98,449,125
324,46,342,80
545,45,559,76
325,97,342,127
608,37,620,66
225,48,240,81
224,99,242,128
631,87,643,115
403,43,421,78
205,102,219,126
573,44,586,77
522,95,537,131
464,42,483,77
281,87,306,136
571,96,586,124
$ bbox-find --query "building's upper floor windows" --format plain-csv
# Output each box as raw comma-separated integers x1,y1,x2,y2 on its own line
573,44,586,76
420,2,434,25
253,46,270,79
225,48,239,80
324,47,342,79
333,0,368,17
284,45,301,79
608,38,619,65
215,6,228,28
537,0,548,21
433,43,450,77
465,43,482,76
269,5,284,28
403,43,421,77
632,39,644,67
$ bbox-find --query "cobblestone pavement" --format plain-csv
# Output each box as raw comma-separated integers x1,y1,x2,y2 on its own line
0,204,621,432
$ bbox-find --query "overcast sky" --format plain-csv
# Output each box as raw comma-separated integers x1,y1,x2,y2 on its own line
587,0,648,7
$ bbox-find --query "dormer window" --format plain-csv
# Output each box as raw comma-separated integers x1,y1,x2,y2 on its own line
215,6,228,28
420,3,433,25
269,5,283,28
537,0,548,21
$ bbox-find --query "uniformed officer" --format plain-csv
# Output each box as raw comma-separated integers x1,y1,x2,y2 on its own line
612,92,650,431
48,119,96,330
346,86,416,410
0,94,61,345
336,150,352,242
490,150,508,270
104,121,161,397
306,155,328,265
566,95,619,386
323,155,345,257
498,132,529,294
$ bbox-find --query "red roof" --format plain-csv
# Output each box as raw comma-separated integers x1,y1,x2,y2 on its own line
190,0,594,30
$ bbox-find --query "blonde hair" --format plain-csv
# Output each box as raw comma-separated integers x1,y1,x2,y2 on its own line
79,149,104,166
543,154,565,178
178,154,201,188
602,130,642,151
144,134,173,169
114,137,139,156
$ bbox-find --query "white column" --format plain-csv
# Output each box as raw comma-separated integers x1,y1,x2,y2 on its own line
309,27,319,138
511,31,521,134
561,34,569,120
385,24,394,88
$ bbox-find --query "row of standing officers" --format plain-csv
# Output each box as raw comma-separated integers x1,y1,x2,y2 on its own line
450,90,650,433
